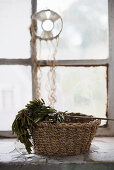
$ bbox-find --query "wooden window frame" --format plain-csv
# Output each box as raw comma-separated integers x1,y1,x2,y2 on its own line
0,0,114,137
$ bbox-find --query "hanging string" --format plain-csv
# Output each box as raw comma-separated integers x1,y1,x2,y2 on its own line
48,37,59,106
31,35,41,99
46,40,52,103
37,39,42,99
30,9,63,106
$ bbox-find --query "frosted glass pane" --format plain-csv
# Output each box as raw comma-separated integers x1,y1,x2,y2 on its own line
0,66,32,130
39,67,107,120
0,0,31,58
37,0,108,59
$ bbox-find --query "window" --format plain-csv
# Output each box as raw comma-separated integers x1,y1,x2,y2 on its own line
39,67,107,119
0,0,32,132
0,0,114,136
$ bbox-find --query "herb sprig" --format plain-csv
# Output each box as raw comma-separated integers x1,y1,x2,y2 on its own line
12,99,65,153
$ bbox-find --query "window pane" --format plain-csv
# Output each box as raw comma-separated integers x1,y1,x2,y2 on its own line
37,0,108,59
0,0,31,58
38,66,107,120
0,66,32,130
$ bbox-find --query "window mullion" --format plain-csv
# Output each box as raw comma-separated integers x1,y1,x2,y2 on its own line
31,0,37,100
0,58,31,65
37,59,109,66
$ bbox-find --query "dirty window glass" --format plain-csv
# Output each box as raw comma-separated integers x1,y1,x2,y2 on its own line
38,66,107,122
0,66,32,130
37,0,108,60
0,0,31,59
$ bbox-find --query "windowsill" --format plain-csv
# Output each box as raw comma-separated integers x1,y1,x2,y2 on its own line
0,137,114,169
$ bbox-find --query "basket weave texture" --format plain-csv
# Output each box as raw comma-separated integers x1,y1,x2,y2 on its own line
32,113,100,156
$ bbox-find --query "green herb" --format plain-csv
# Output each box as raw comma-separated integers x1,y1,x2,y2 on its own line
12,99,65,153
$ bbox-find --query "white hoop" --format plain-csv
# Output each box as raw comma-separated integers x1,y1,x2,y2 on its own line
31,9,63,41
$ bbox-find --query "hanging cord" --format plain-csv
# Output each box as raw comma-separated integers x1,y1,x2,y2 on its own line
45,40,52,101
46,40,55,106
37,39,42,98
48,38,59,107
30,9,63,104
31,35,41,99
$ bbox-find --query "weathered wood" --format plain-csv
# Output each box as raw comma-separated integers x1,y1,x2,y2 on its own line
31,0,37,15
0,58,31,65
31,0,37,100
97,0,114,136
37,59,109,66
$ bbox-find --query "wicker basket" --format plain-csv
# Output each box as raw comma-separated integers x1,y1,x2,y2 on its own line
32,113,100,156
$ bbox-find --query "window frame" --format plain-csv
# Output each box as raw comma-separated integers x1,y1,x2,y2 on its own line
0,0,113,137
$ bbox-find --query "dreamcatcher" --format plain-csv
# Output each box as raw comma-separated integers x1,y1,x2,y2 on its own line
30,9,63,106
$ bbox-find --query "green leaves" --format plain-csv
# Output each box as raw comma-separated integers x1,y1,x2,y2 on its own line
12,98,66,154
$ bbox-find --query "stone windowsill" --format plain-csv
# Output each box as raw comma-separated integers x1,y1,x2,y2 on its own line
0,137,114,169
